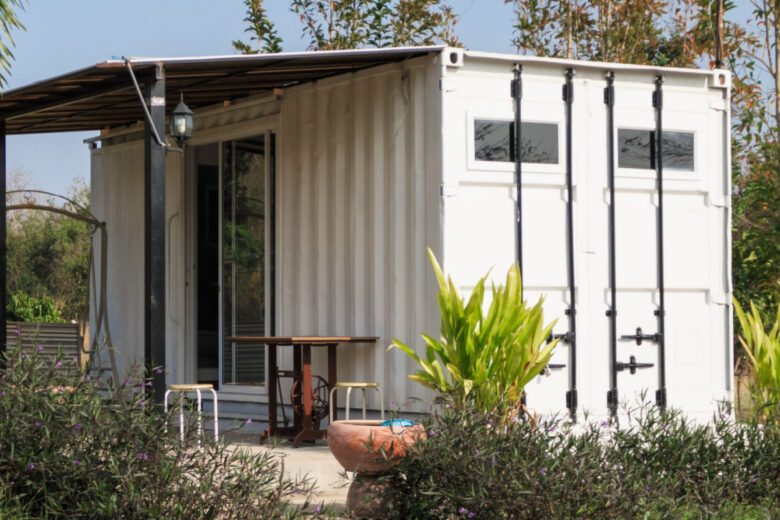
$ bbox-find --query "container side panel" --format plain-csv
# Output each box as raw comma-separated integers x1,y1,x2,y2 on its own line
278,57,442,411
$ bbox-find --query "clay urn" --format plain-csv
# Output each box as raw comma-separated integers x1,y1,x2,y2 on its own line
327,419,425,474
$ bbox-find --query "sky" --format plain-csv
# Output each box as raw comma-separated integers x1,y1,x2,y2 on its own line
2,1,756,195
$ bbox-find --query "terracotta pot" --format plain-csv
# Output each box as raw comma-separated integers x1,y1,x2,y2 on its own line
327,420,425,474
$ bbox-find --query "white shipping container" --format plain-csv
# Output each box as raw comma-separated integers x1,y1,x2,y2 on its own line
86,48,731,421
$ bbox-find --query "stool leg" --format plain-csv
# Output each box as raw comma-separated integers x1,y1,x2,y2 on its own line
209,388,219,442
179,392,185,444
196,389,203,449
164,390,172,434
361,388,367,420
377,386,385,420
345,387,352,421
329,387,337,424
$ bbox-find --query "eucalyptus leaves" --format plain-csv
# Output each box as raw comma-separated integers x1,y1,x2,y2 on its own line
390,248,558,416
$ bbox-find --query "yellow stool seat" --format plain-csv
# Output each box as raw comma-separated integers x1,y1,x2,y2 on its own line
334,382,379,389
329,381,384,422
169,383,215,391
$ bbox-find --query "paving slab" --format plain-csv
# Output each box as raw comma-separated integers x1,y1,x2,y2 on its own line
231,438,349,512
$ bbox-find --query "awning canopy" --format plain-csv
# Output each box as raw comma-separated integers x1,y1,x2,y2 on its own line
0,46,443,135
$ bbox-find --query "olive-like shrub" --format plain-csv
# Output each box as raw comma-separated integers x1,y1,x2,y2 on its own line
381,402,780,520
0,346,317,519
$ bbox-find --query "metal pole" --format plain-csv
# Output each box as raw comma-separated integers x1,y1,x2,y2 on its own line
512,64,524,288
563,68,578,419
0,121,6,366
144,64,167,403
604,72,618,415
653,75,667,409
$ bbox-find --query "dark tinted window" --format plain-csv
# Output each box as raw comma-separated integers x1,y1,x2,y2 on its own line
618,129,694,171
474,121,558,164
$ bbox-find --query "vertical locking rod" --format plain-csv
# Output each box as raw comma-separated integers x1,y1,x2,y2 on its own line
563,68,578,419
653,75,668,409
604,72,618,415
512,64,524,290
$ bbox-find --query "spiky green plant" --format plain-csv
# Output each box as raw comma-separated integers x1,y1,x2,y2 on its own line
390,248,558,417
734,298,780,424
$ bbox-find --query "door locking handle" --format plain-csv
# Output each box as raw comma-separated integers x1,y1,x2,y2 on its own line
616,355,654,375
620,327,662,345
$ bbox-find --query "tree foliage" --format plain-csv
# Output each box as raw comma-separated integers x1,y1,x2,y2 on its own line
234,0,459,53
506,0,736,66
6,179,91,322
730,1,780,317
232,0,283,54
291,0,459,50
0,0,25,88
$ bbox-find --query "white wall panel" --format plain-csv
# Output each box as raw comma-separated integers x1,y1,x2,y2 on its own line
277,56,443,411
90,142,144,381
90,142,185,385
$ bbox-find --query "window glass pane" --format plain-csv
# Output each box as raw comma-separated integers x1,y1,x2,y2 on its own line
474,120,558,164
618,129,694,171
475,120,513,162
522,122,559,164
223,136,267,386
663,131,694,170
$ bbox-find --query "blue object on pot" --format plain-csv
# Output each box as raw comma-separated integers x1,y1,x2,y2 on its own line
380,419,414,427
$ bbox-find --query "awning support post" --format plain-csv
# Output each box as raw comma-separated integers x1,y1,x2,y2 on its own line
145,64,167,402
0,120,6,367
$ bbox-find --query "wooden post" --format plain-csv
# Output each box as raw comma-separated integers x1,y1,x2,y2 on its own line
144,64,167,402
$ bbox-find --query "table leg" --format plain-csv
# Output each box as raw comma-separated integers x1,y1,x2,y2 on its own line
292,345,302,433
328,343,337,421
262,344,278,441
301,344,313,430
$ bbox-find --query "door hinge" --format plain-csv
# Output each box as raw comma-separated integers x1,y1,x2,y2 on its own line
439,77,456,92
710,293,731,306
709,195,731,209
440,183,459,197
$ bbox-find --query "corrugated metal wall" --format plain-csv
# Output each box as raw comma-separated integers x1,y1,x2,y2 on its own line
277,56,444,411
90,140,183,383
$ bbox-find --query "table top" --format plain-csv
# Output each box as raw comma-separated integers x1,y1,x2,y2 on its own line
225,336,379,345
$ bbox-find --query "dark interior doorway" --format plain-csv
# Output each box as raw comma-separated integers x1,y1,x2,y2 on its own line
195,143,220,386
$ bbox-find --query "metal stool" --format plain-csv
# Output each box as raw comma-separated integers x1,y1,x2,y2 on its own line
164,383,219,446
329,382,385,422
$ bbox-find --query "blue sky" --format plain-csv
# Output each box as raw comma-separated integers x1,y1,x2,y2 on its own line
3,1,753,194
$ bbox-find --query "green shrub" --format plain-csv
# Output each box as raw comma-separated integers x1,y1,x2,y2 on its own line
390,249,557,418
0,347,317,519
6,291,64,323
381,403,780,519
734,298,780,425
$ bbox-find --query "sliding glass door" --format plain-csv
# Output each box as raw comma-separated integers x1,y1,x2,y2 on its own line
221,134,274,387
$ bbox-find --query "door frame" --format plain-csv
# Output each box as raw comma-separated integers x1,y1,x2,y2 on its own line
184,115,279,397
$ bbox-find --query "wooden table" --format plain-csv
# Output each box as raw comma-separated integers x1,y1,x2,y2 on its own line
225,336,378,446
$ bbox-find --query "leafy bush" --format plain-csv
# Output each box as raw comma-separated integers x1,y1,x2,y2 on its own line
0,347,317,519
390,249,557,418
734,298,780,425
6,291,64,322
381,403,780,519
